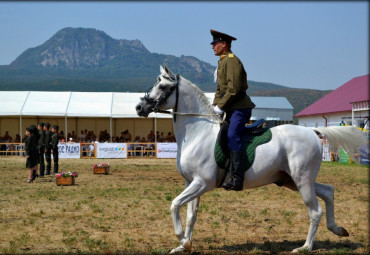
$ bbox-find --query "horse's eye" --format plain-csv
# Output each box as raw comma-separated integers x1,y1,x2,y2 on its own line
158,84,166,90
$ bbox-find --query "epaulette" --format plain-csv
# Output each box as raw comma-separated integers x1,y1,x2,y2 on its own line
219,55,226,60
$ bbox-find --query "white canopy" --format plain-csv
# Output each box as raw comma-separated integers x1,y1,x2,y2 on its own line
0,91,293,120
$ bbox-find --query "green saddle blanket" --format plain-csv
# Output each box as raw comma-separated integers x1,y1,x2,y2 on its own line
214,128,272,170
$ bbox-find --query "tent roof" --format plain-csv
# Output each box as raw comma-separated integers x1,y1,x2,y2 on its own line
295,74,369,117
0,91,293,118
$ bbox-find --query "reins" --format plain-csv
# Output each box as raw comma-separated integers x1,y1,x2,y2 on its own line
144,73,224,123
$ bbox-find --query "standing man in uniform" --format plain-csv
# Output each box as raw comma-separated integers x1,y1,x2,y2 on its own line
43,123,52,175
50,125,59,174
210,29,255,191
37,122,45,177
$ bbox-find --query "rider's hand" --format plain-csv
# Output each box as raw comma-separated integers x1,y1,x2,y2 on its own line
213,105,224,114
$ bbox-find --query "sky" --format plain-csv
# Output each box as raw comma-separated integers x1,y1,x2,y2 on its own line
0,1,368,90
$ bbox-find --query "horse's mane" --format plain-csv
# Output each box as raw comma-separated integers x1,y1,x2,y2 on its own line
179,76,220,122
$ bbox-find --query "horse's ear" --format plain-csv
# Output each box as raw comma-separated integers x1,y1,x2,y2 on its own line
164,64,173,76
160,65,165,74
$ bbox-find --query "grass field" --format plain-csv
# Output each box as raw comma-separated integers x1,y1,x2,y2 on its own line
0,157,368,254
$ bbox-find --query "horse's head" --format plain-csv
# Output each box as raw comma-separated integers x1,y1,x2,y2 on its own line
136,65,179,118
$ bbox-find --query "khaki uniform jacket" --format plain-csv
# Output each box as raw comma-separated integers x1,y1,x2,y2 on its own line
38,130,45,152
50,132,59,151
44,130,51,151
213,51,255,112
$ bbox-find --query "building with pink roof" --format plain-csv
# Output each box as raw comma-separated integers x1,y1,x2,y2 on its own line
295,74,369,131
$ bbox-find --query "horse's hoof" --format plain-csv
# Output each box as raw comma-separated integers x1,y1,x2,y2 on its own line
338,227,349,236
329,226,350,237
292,246,310,253
183,240,192,252
169,245,185,254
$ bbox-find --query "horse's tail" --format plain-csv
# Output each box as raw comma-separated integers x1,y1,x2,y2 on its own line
313,126,367,163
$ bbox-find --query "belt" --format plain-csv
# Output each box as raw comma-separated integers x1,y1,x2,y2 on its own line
220,91,246,100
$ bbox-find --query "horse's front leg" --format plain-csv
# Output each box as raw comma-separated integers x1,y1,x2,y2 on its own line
170,178,206,254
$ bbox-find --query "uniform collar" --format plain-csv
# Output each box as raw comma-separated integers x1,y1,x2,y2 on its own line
219,51,233,60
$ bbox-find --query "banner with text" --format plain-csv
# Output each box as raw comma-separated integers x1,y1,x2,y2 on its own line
57,143,81,159
157,143,177,158
97,143,127,158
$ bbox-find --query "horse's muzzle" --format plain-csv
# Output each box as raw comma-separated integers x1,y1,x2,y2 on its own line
136,101,151,118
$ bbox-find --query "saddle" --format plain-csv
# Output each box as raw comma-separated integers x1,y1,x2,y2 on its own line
214,119,272,187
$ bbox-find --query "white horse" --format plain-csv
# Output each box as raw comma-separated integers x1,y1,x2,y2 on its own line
136,65,366,253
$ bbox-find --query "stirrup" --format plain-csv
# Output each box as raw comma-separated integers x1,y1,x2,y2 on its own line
222,177,234,191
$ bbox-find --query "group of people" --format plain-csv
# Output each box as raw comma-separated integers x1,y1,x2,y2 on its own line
25,122,59,183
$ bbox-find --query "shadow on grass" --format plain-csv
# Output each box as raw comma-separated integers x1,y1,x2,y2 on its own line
208,239,364,254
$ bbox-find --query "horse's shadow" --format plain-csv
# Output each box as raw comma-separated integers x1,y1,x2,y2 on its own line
204,239,364,254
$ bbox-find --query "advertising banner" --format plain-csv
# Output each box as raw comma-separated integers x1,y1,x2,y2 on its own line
157,143,177,158
339,148,350,164
360,144,370,165
57,143,81,159
96,143,127,159
322,142,331,161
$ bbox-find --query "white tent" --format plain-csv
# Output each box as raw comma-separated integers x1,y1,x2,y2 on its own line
0,91,293,141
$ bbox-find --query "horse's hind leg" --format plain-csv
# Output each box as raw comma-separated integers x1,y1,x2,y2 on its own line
293,183,323,253
314,183,349,236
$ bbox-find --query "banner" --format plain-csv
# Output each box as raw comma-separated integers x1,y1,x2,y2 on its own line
57,143,81,159
157,143,177,158
339,148,350,164
96,143,127,159
322,142,331,161
360,144,370,165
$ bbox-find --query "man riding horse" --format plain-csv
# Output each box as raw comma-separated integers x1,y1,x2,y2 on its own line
211,29,255,191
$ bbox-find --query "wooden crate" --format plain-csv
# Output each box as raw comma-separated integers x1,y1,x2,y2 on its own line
56,176,75,186
93,167,109,175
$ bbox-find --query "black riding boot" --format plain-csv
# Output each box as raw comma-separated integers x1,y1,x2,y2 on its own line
222,151,245,191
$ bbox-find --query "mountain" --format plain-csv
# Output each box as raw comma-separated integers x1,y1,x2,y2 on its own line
0,27,331,115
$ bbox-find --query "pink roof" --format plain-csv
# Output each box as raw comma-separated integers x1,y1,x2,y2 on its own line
295,74,369,117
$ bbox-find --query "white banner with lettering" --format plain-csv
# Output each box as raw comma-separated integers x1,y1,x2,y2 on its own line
57,143,81,159
157,143,177,158
96,143,127,159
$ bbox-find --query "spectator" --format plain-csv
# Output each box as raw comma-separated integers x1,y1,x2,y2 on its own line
159,132,165,142
147,130,155,142
59,131,65,140
15,134,21,143
78,130,86,141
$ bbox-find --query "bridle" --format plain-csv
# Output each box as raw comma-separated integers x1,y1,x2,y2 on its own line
141,74,223,123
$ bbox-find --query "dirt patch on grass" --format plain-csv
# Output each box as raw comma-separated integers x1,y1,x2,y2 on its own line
0,157,368,254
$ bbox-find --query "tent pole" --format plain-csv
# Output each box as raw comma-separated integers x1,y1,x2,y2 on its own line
65,115,67,141
154,115,157,142
110,118,112,143
20,115,22,143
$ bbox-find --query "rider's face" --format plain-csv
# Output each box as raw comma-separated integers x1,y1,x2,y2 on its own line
212,41,227,56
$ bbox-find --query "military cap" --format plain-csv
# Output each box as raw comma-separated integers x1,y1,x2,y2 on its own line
210,29,237,44
53,125,59,130
44,123,51,128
